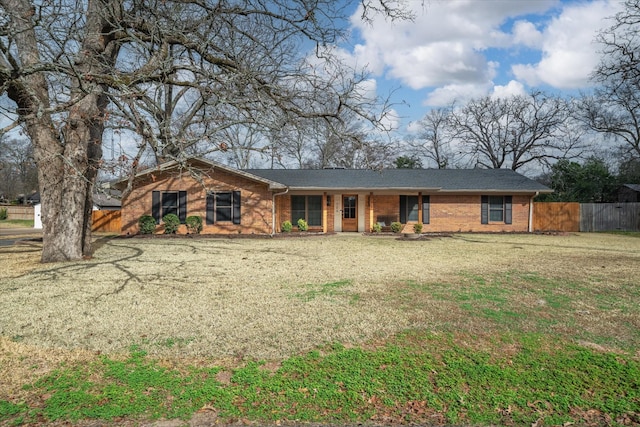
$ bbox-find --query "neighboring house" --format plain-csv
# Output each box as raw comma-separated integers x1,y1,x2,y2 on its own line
116,158,552,235
618,184,640,203
93,190,122,211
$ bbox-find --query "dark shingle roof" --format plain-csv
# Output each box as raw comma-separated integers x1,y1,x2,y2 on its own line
243,168,552,193
623,184,640,192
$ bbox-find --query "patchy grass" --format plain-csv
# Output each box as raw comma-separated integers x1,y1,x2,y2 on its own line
0,233,639,425
2,334,638,426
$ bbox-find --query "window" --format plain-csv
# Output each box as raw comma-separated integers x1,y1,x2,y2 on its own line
481,195,512,224
422,195,430,224
206,191,241,224
291,195,322,227
399,195,419,223
152,191,187,223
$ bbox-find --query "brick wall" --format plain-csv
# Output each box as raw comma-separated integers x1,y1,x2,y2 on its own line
121,167,274,235
427,194,530,232
276,193,531,234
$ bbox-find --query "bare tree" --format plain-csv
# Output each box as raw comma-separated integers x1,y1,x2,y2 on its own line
0,136,37,201
0,0,406,262
582,0,640,157
407,107,456,169
448,92,575,171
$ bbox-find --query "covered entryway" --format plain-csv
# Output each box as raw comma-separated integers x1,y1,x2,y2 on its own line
342,195,358,232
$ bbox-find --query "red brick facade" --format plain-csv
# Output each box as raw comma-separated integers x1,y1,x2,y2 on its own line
120,165,274,235
120,161,536,235
273,193,532,233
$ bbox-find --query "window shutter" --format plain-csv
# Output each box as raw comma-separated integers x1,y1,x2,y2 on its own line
505,196,512,224
481,195,488,224
178,191,187,223
422,195,430,224
152,191,161,223
232,191,241,225
399,196,407,223
206,193,215,224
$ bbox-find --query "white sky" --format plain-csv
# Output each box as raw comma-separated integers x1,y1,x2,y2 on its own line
342,0,624,131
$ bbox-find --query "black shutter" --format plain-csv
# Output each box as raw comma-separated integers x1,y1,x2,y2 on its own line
399,195,407,223
232,191,241,225
178,191,187,223
206,193,215,224
505,196,512,224
152,191,161,223
481,195,488,224
422,195,430,224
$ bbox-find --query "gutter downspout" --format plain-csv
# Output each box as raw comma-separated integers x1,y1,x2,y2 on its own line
529,192,539,233
271,187,289,235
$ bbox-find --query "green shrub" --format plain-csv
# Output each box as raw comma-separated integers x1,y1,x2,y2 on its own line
162,214,181,234
371,223,382,233
185,215,203,234
413,223,423,234
138,215,156,234
390,222,402,233
0,207,7,221
297,218,308,232
281,220,293,232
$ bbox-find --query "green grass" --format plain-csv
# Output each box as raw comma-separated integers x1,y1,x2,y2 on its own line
2,269,639,426
2,334,639,426
393,271,640,352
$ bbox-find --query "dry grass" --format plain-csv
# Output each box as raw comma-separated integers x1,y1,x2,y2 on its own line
1,232,639,401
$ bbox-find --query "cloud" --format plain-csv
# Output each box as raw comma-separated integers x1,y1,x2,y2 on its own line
491,80,527,99
423,82,494,107
511,0,623,89
345,0,623,111
348,0,556,91
512,20,544,48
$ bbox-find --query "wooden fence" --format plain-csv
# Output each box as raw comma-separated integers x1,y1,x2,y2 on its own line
91,210,122,233
533,202,580,232
533,202,640,232
1,204,34,220
580,203,640,232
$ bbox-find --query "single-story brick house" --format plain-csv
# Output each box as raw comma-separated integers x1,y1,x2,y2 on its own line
116,157,552,235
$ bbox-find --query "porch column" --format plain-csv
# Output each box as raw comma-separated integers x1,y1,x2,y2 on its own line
323,192,328,233
418,192,423,224
369,192,374,232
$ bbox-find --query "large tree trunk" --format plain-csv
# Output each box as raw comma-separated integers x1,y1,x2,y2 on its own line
4,0,116,262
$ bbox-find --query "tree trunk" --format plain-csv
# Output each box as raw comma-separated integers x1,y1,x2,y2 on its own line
3,0,116,262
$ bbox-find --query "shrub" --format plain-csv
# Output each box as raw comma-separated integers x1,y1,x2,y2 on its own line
281,220,293,232
390,222,402,233
0,207,7,220
162,213,181,234
371,223,382,233
185,215,203,234
297,218,309,231
138,215,156,234
413,223,423,234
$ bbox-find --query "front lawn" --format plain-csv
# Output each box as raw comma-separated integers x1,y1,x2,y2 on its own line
1,233,638,425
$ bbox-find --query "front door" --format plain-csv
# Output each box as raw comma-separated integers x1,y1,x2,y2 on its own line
342,195,358,232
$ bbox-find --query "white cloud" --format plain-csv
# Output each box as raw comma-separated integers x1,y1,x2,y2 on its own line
512,0,623,89
491,80,527,99
423,82,493,107
512,20,544,48
348,0,556,92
